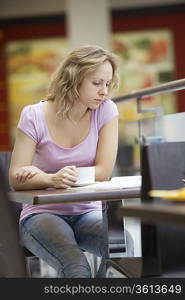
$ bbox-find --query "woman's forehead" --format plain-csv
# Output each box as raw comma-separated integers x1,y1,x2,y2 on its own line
87,61,113,80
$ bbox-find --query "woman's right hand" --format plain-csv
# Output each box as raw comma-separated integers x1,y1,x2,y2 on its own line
51,166,78,188
15,166,39,183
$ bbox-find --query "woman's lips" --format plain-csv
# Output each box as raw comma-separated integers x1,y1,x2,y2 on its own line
94,99,103,103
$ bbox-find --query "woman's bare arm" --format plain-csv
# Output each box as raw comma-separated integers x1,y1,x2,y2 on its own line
94,116,118,181
9,130,53,190
9,130,77,190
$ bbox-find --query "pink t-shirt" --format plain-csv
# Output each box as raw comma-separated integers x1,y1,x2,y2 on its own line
18,99,118,221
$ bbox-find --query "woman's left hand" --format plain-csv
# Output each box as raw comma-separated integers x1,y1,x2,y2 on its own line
15,166,39,183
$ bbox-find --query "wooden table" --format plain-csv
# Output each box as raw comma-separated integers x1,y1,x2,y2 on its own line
117,200,185,225
9,187,140,205
117,199,185,278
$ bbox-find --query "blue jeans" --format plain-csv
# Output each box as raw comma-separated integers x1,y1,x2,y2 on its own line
20,210,105,278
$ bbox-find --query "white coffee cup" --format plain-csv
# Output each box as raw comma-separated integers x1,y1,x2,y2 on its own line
76,166,95,186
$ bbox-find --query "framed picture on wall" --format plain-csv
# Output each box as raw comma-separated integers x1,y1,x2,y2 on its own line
111,29,176,122
111,29,176,174
5,37,69,145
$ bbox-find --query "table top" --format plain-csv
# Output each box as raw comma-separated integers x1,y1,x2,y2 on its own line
117,200,185,225
9,187,140,205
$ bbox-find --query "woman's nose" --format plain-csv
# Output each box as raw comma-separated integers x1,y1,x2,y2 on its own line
99,85,108,96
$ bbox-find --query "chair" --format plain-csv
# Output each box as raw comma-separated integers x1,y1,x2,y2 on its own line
106,200,126,256
141,141,185,277
0,157,28,277
0,151,40,276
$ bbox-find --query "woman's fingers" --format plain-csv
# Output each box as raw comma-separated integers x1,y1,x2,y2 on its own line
16,170,26,183
62,166,78,182
52,166,78,188
15,169,38,183
27,171,38,179
62,172,77,185
64,166,78,177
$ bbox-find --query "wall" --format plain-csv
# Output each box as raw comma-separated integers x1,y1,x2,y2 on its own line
0,2,185,150
0,0,184,18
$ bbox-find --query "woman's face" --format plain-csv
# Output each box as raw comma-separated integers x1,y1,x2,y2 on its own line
78,61,113,109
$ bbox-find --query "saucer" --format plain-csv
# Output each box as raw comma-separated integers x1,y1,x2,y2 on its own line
72,181,95,187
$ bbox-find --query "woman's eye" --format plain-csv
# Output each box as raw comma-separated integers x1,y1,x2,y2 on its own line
93,82,100,86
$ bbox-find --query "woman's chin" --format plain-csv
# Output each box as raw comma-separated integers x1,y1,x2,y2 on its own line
89,103,101,109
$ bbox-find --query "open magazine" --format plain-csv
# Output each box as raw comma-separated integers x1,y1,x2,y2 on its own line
72,175,141,190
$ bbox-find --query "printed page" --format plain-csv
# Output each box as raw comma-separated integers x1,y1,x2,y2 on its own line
111,176,141,188
72,175,141,190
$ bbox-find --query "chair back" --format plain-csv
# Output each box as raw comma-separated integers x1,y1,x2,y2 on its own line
0,152,35,257
0,152,12,191
0,156,28,277
141,141,185,276
0,151,22,220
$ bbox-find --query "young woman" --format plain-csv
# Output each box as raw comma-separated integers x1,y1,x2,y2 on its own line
9,45,119,278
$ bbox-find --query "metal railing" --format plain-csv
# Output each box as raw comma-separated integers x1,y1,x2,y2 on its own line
112,78,185,145
113,78,185,103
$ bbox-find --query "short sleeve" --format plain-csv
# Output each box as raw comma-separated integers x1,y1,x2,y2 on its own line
17,105,39,143
97,99,119,131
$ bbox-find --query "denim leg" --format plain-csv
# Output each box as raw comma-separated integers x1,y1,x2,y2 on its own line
20,213,91,278
73,210,106,258
73,209,108,278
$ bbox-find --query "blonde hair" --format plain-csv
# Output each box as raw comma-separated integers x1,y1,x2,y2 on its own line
45,45,119,118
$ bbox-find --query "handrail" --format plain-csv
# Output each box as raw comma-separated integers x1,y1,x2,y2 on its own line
113,78,185,103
